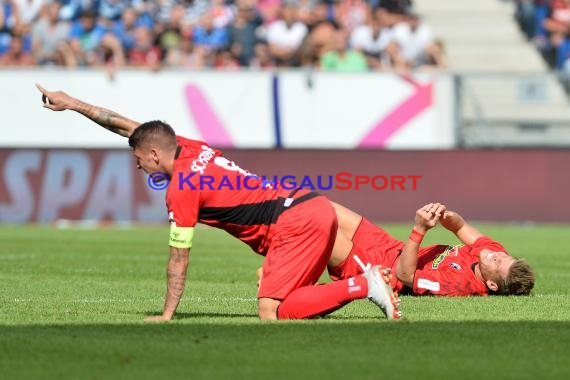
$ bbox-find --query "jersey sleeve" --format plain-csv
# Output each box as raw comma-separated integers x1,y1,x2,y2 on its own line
165,175,200,248
412,269,480,296
472,236,507,253
166,184,199,228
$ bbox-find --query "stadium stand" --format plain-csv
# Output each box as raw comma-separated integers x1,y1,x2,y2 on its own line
1,0,569,146
0,0,443,71
416,0,570,147
416,0,544,72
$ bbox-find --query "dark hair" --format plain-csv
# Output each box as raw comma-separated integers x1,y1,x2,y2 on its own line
503,259,535,296
128,120,177,151
80,9,98,20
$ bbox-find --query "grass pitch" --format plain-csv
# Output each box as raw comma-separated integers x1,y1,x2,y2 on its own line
0,223,569,380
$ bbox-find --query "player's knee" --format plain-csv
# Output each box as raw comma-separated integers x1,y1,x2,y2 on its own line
258,298,280,320
258,309,277,320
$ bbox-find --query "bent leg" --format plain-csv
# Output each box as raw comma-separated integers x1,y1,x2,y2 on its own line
258,297,281,320
329,218,404,280
258,197,342,319
276,276,368,319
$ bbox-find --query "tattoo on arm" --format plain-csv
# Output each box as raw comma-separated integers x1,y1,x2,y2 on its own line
166,269,186,300
163,248,190,318
95,109,131,137
73,100,139,138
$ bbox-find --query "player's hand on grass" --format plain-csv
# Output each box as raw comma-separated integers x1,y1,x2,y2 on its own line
414,202,446,233
35,83,75,111
144,314,173,322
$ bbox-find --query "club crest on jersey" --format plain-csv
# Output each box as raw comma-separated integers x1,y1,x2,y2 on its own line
450,263,462,270
432,246,460,269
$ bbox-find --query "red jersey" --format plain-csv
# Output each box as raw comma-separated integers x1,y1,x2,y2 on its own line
333,218,509,297
165,136,310,255
394,236,508,296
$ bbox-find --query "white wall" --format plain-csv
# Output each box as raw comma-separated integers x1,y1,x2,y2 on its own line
0,69,454,148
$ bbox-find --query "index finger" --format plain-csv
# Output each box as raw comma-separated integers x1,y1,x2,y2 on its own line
35,84,51,105
35,83,47,94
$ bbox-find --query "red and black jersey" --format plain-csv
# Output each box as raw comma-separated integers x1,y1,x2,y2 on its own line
165,136,313,255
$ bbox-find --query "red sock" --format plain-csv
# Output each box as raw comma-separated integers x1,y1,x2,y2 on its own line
277,276,368,320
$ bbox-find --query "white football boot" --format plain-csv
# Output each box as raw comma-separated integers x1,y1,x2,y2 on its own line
362,265,402,320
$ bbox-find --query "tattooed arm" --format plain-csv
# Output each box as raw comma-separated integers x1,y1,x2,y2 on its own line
145,246,190,321
35,83,140,137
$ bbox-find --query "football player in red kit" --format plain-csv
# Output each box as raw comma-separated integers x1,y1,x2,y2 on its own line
328,202,535,297
36,84,403,321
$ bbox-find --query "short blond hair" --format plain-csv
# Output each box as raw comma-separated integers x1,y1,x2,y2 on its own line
503,260,535,296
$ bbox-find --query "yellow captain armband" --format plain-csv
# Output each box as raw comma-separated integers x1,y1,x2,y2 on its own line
169,225,194,248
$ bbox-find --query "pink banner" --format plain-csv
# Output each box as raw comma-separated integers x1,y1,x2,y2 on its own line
184,84,235,147
359,76,433,148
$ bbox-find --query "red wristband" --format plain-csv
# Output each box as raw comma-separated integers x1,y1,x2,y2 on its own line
409,229,424,244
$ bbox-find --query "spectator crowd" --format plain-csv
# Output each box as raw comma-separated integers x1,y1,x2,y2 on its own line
515,0,570,70
0,0,446,71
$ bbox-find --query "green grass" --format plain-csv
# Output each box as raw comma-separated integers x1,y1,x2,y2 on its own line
1,224,569,380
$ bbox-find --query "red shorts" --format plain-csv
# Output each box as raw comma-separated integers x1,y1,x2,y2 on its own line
258,195,337,300
328,218,404,282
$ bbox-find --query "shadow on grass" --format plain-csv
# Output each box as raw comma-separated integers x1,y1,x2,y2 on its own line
142,311,257,319
1,322,569,380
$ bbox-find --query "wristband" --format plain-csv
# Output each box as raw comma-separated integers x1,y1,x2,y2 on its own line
409,228,424,244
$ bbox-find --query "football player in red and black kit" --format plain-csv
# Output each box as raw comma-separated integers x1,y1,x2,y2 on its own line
37,84,403,321
327,202,535,297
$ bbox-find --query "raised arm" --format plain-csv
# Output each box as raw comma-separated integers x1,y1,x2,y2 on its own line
35,83,140,138
439,210,483,245
396,202,446,287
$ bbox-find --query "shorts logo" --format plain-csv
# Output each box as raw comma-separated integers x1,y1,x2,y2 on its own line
450,263,461,270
